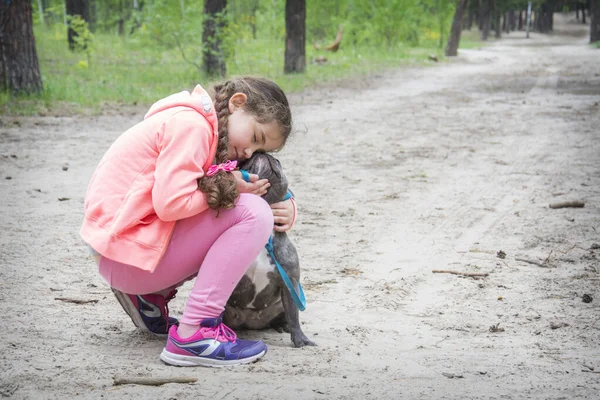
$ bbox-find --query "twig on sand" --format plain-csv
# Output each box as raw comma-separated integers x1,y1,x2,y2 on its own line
432,270,489,277
113,377,198,386
543,249,554,265
54,297,98,305
581,370,600,374
515,258,549,268
549,201,585,209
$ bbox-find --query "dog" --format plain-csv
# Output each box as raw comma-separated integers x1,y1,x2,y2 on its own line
222,153,316,348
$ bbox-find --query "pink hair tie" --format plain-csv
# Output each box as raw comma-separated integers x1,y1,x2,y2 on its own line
206,160,237,177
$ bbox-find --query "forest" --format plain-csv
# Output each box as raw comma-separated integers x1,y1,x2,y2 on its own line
0,0,598,114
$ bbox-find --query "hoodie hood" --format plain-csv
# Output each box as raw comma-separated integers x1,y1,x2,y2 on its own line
144,84,218,131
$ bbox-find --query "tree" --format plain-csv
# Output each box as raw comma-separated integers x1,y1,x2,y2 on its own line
0,0,43,95
494,1,502,38
66,0,90,50
591,0,599,43
481,0,493,39
203,0,227,77
284,0,306,73
446,0,469,56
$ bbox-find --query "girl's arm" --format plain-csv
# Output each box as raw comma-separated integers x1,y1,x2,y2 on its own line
271,190,297,232
152,110,214,221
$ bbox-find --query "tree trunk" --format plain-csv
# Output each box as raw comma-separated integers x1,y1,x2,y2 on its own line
591,0,600,43
0,0,43,95
518,10,523,30
203,0,227,78
493,0,501,39
36,0,44,25
494,13,501,38
284,0,306,74
446,0,469,56
66,0,90,50
117,0,125,36
89,0,96,32
509,10,516,31
466,7,474,29
537,1,554,33
548,0,555,31
481,0,492,40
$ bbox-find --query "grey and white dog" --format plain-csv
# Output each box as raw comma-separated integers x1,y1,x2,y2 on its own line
222,153,316,348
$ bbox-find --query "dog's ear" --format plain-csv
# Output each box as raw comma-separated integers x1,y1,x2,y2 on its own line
267,156,288,195
267,155,283,181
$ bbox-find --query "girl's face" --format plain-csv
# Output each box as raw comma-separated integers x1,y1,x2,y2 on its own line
226,93,284,161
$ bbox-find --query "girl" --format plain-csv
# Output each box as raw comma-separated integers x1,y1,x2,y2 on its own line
81,77,295,367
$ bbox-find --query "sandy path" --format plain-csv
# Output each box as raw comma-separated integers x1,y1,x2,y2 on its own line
1,13,599,399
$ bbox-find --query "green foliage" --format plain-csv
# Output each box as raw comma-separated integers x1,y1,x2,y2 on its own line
67,15,94,60
137,0,230,73
2,0,466,114
307,0,454,48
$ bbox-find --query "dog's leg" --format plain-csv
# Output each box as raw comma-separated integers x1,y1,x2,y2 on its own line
281,284,316,347
268,312,290,333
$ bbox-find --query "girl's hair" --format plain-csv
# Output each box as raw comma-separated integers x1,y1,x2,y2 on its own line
198,76,292,210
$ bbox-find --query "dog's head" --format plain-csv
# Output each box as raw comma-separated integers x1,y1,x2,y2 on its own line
238,153,288,205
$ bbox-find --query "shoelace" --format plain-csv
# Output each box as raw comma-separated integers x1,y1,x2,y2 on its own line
213,323,237,343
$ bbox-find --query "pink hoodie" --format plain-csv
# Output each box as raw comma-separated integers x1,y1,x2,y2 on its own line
80,85,219,272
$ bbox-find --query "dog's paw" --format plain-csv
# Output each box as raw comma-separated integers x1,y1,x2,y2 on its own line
291,333,317,348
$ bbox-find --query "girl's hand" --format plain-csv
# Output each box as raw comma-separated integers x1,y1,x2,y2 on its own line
271,198,295,232
231,171,270,196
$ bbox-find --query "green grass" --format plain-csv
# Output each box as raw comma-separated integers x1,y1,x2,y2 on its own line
0,25,482,116
458,28,485,49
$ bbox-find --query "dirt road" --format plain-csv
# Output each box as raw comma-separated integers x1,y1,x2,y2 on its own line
1,13,599,400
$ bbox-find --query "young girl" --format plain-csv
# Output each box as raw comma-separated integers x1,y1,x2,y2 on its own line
81,77,295,367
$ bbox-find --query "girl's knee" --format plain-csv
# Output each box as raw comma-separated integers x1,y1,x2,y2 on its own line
237,194,274,234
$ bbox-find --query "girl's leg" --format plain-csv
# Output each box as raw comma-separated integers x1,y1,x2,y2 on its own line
99,194,273,331
175,194,274,336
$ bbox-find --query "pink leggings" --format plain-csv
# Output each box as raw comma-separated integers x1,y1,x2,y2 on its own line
98,194,273,325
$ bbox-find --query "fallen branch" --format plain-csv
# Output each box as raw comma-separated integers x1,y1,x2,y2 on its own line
113,377,198,386
314,26,343,52
54,297,98,305
432,270,489,277
515,258,549,268
549,201,585,209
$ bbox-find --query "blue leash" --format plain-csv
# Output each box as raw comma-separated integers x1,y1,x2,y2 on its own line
265,236,306,311
240,169,305,311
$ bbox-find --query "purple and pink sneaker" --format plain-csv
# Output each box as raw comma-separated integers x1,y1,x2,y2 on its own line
160,315,267,367
111,288,179,337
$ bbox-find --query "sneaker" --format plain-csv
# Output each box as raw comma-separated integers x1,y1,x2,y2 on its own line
160,315,267,367
111,288,179,337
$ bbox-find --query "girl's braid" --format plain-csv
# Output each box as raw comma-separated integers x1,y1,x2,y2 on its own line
213,81,236,163
197,80,239,211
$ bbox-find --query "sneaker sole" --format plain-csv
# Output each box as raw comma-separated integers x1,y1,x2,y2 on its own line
111,288,167,338
159,348,267,367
